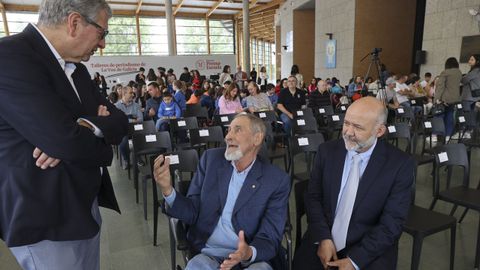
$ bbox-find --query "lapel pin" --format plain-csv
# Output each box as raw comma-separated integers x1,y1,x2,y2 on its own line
252,184,256,189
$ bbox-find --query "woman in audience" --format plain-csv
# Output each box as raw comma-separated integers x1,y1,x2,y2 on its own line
245,82,273,113
435,57,462,141
307,78,318,93
173,80,187,113
146,68,157,83
257,66,268,91
201,87,216,118
291,64,304,89
218,65,232,86
330,77,343,94
275,78,288,95
187,89,202,105
461,54,480,138
218,83,243,114
191,70,202,91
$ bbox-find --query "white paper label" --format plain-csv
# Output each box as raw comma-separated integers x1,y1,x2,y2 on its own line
166,155,179,165
332,115,340,121
459,116,466,123
297,111,304,116
341,106,346,111
388,126,396,133
134,124,143,131
319,108,326,113
411,100,416,104
259,112,266,118
297,119,306,126
177,120,186,127
424,121,432,128
221,116,229,122
145,134,157,142
298,137,309,146
199,129,209,137
398,108,405,113
457,104,463,109
438,152,449,163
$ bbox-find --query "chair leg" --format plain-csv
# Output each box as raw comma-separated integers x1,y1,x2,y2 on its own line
449,225,456,270
170,227,177,270
153,199,159,246
429,198,437,210
449,204,458,216
142,175,148,220
459,208,469,223
475,218,480,269
127,157,131,180
411,235,424,270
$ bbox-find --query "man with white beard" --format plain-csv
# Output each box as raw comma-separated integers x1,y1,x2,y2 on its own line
154,113,290,270
293,97,414,270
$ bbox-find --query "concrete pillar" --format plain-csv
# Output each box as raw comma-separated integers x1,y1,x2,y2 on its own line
165,0,175,55
242,0,250,77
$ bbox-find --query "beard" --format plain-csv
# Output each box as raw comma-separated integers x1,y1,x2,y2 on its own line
224,146,244,161
343,132,377,152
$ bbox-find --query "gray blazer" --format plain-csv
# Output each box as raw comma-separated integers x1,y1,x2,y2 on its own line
461,67,480,102
435,68,462,104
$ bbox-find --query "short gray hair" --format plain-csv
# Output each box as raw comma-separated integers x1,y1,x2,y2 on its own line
234,113,266,138
38,0,112,27
377,107,388,125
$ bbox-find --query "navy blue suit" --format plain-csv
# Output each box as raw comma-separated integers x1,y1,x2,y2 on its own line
165,148,291,263
293,139,414,269
0,25,128,247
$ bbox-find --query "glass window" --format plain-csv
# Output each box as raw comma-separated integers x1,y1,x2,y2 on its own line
139,17,168,55
102,16,138,56
251,38,256,71
209,19,234,54
176,18,207,55
6,12,38,35
0,13,4,37
258,39,264,69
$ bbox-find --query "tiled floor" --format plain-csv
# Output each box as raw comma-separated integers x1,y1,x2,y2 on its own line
1,144,480,270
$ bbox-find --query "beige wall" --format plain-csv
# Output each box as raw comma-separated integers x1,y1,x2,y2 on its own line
353,0,417,79
293,10,316,85
420,0,479,77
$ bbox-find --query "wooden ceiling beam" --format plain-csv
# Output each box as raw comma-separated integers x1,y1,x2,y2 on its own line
235,0,281,18
173,0,184,16
135,0,142,15
3,4,37,12
206,0,223,18
113,9,233,20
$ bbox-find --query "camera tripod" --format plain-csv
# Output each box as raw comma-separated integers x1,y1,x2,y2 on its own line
360,49,387,106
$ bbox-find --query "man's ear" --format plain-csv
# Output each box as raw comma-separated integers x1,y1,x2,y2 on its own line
66,12,83,38
376,124,387,138
253,132,264,147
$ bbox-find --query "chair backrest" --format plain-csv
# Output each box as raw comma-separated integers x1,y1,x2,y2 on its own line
170,117,199,132
293,108,314,119
132,131,172,156
395,106,415,123
316,105,334,116
189,126,225,148
386,122,412,153
254,110,277,123
336,104,349,113
213,113,237,126
290,132,325,157
128,121,156,136
184,104,209,119
292,115,318,135
328,113,345,129
433,143,470,192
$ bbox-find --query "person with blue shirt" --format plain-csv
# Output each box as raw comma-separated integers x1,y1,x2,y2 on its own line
156,92,181,131
173,80,187,113
153,113,290,270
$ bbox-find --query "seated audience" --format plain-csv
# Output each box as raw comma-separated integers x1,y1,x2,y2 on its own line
308,79,332,109
173,80,187,112
266,84,278,108
245,82,274,113
156,92,181,131
218,83,243,115
276,76,306,135
145,82,162,121
154,113,290,270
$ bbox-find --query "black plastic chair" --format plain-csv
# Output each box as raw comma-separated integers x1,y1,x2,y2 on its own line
291,115,318,136
123,121,156,179
429,143,480,269
293,108,314,119
132,131,172,216
264,123,289,171
294,180,309,250
289,133,324,182
189,126,225,154
184,105,210,126
169,117,199,149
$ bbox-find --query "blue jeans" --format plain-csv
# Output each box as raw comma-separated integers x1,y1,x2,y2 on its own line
280,113,292,136
119,136,130,162
185,253,272,270
155,118,169,131
435,104,455,136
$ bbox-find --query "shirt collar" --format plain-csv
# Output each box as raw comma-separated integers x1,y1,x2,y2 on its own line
231,158,256,175
30,23,70,71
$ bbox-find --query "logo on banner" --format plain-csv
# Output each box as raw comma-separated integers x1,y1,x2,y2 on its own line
196,60,206,70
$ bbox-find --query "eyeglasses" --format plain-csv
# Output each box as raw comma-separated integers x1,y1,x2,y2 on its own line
80,14,109,40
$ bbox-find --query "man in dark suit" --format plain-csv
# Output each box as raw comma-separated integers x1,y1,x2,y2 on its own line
0,0,128,269
154,113,290,270
293,97,414,270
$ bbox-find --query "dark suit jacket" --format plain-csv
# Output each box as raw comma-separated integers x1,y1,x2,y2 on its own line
0,25,128,247
306,139,414,269
166,148,290,263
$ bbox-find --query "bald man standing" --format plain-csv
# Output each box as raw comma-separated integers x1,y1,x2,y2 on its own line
293,97,414,270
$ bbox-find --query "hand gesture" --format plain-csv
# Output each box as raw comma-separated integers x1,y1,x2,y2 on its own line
220,230,253,270
33,147,61,169
326,258,355,270
97,105,110,116
148,108,156,117
317,239,338,269
153,155,173,196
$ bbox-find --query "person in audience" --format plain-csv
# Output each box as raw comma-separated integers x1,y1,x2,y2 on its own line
0,1,129,268
192,69,202,91
145,82,163,122
218,83,243,114
219,65,232,86
185,82,193,101
115,86,143,169
147,68,157,84
250,67,258,82
266,83,278,108
308,78,318,93
167,68,177,81
461,54,480,138
330,77,343,94
153,113,290,270
292,97,414,270
394,74,421,114
132,83,146,109
135,67,146,86
187,89,203,105
308,79,332,110
157,67,167,83
347,76,366,99
291,64,304,89
240,89,249,108
380,64,390,85
420,72,432,89
277,76,307,135
179,67,192,83
108,91,119,104
245,82,273,113
173,80,187,113
156,91,181,131
214,86,225,110
257,66,268,92
201,87,216,119
235,65,248,90
435,57,462,141
376,77,400,110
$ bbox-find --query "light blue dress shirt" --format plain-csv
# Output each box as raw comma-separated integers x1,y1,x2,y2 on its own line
165,159,258,263
336,139,377,270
